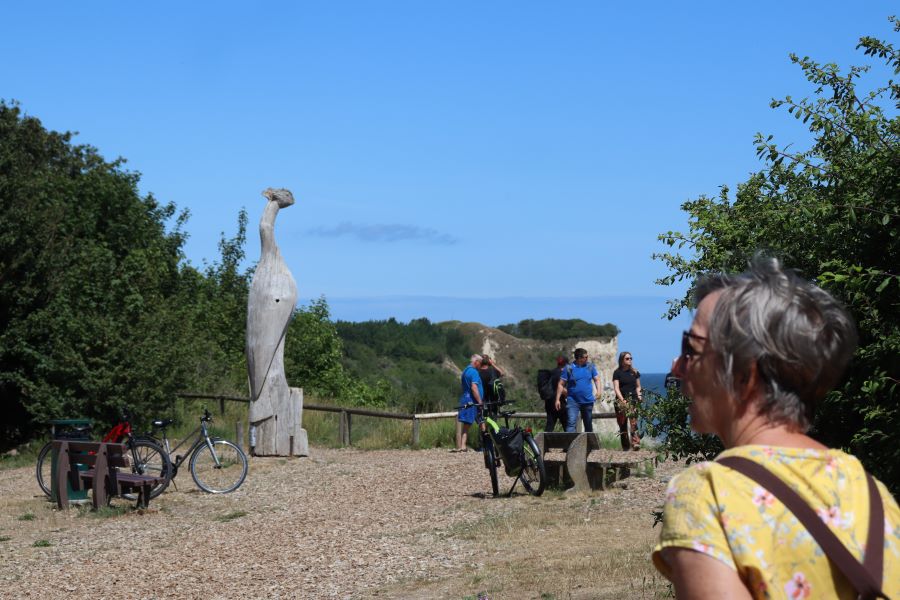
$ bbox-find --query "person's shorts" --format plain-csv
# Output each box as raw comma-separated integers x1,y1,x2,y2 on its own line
458,404,477,424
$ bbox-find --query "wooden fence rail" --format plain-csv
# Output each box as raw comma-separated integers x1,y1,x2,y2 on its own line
176,393,617,448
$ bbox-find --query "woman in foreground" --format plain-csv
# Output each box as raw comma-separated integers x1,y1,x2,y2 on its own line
652,257,899,599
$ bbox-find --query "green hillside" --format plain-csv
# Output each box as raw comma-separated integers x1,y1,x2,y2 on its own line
334,317,618,414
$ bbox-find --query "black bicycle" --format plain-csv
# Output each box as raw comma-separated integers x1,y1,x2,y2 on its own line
463,400,546,497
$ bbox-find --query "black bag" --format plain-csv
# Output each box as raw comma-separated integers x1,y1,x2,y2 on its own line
537,370,555,402
495,427,524,476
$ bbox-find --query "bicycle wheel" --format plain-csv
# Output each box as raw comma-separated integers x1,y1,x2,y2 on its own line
519,435,546,496
484,437,500,498
190,438,248,494
36,442,53,497
122,438,172,500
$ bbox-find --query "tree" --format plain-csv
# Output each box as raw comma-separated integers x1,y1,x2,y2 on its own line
653,17,900,492
284,297,348,399
497,318,619,341
0,101,195,442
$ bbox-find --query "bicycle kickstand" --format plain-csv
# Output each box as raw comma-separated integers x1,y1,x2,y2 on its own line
506,476,520,498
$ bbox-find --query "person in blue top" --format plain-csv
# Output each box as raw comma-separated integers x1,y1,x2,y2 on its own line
554,348,602,432
455,354,484,451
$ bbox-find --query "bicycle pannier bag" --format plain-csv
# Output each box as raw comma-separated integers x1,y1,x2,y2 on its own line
496,427,524,476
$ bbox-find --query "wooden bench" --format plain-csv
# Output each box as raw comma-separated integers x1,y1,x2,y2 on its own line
52,440,167,510
535,432,656,492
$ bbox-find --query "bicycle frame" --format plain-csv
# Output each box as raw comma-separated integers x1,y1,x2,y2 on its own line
472,400,545,497
102,415,155,472
149,411,225,475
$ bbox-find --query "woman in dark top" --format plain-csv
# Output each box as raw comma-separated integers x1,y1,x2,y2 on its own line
612,351,642,450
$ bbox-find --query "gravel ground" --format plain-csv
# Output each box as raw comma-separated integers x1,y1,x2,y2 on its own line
0,446,684,599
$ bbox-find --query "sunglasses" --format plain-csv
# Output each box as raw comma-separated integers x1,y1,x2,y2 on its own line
681,330,707,359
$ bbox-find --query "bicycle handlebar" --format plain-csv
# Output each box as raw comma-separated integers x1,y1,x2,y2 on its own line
460,399,514,411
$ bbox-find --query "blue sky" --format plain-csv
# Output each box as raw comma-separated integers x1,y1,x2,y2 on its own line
2,3,896,372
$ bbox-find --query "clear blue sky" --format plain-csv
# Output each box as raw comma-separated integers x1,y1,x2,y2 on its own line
3,3,896,372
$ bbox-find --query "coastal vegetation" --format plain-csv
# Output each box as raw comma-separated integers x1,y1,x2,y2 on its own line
497,318,618,341
652,17,900,493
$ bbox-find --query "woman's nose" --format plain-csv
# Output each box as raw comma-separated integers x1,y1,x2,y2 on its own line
672,355,686,379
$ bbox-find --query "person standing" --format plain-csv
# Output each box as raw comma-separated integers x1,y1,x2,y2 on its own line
555,348,601,432
478,354,504,407
653,257,899,598
456,354,484,451
612,351,643,450
544,356,568,431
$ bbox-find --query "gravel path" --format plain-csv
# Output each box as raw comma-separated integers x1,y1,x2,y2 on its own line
0,447,682,599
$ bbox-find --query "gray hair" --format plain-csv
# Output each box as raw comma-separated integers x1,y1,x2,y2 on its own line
470,354,483,365
695,256,857,430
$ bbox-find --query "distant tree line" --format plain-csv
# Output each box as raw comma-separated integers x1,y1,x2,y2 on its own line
497,318,619,341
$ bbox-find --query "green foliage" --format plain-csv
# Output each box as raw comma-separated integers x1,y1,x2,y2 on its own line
336,317,473,411
637,390,723,463
497,318,619,341
338,317,470,364
653,18,900,492
0,101,260,445
284,297,347,398
177,209,252,396
0,101,194,441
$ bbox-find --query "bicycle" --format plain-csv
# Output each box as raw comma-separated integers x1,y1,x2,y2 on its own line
140,409,248,494
463,400,546,497
36,414,172,501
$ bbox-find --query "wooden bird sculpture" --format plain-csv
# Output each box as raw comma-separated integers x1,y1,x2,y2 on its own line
246,188,299,452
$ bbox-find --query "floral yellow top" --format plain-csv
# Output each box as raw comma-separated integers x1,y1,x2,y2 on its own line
652,445,900,599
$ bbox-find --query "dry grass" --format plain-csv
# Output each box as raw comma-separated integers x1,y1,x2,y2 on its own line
377,486,673,600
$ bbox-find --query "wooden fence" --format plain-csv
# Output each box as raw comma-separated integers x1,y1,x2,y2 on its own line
176,392,617,448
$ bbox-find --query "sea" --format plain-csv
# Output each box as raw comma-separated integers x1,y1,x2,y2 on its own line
640,372,669,397
637,372,674,440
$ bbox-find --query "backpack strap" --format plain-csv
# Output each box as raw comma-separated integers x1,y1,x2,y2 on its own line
717,456,887,600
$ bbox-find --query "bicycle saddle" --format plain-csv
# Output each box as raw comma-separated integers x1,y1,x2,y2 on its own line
152,418,175,428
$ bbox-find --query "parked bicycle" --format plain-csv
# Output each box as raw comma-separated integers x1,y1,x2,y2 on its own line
36,413,172,501
462,400,546,497
141,409,248,494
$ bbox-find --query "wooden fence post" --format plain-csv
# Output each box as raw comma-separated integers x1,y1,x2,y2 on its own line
412,418,420,447
219,397,225,416
339,410,352,447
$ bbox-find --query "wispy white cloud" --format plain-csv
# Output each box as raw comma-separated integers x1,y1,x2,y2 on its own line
306,222,458,245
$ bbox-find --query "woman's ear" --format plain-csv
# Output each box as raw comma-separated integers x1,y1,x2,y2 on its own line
738,362,762,406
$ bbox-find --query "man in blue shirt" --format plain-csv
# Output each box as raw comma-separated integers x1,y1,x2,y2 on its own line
555,348,602,432
456,354,484,451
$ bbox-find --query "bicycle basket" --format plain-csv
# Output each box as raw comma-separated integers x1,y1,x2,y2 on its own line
495,427,525,477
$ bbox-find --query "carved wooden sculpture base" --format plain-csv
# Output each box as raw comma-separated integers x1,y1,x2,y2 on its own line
251,387,309,457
